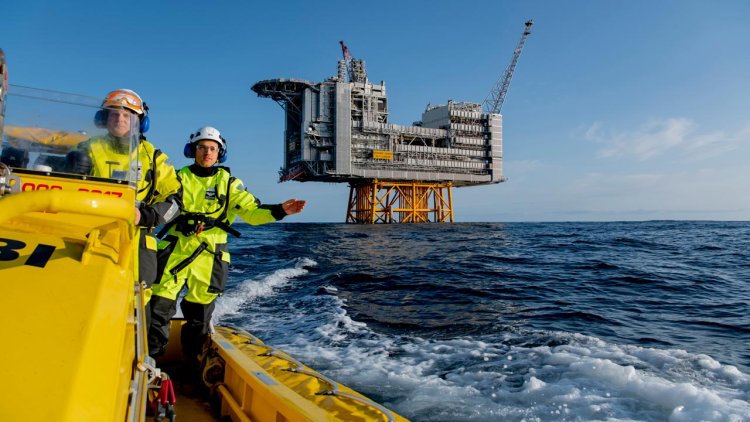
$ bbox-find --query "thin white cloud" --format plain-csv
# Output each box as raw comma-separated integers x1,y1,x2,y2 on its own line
585,118,746,161
460,163,750,221
568,172,665,198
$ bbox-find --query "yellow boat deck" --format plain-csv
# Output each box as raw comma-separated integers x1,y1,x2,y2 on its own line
156,320,407,422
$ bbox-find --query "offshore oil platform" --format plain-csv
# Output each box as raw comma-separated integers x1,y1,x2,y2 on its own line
252,20,532,223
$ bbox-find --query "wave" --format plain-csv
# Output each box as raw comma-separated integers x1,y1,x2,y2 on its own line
212,257,317,322
271,312,750,421
220,221,750,421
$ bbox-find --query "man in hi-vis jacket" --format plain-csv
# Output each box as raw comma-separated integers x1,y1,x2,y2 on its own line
148,126,305,374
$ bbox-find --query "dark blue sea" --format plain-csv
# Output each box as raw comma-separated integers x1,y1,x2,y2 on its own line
208,221,750,421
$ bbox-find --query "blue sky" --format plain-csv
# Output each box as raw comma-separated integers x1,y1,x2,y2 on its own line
3,1,749,222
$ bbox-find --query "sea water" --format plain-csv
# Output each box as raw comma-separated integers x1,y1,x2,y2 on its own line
211,221,750,421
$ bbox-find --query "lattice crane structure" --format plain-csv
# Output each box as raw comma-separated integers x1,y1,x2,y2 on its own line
483,20,533,114
252,21,532,223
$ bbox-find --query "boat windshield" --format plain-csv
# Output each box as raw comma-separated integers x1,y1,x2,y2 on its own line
0,85,139,186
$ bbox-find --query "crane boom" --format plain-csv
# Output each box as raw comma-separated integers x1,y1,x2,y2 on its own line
339,40,353,82
483,20,533,114
338,40,367,83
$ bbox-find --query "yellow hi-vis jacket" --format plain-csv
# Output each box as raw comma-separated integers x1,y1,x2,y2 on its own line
79,137,181,295
135,139,181,288
152,165,282,304
86,136,132,178
136,139,181,207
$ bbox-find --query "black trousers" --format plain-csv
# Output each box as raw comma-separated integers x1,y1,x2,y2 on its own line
148,295,215,362
179,299,216,362
148,295,177,358
144,300,151,335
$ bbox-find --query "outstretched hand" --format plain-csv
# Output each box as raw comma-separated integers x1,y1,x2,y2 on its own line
282,199,306,216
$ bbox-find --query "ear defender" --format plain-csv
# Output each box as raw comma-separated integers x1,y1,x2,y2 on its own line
94,109,107,128
140,102,150,133
184,130,198,158
183,142,196,159
218,136,228,163
140,115,150,133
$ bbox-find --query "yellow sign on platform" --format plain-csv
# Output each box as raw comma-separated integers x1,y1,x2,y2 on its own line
372,150,393,160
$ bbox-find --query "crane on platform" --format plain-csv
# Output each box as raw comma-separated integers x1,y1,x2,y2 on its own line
339,40,353,81
339,40,367,83
482,20,533,114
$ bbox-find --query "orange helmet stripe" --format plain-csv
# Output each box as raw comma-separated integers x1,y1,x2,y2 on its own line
102,89,144,115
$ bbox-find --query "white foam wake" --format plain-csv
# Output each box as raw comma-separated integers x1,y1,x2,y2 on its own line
212,257,316,323
271,313,750,421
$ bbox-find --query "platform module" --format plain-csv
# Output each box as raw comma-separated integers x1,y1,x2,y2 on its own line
252,21,532,223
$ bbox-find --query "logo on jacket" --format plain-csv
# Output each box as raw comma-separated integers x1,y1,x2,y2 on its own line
205,187,216,200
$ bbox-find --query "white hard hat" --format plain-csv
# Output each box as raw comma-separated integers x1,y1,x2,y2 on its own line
185,126,228,162
189,126,225,147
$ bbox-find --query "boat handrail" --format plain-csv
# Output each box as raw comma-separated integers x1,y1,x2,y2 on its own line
0,190,132,223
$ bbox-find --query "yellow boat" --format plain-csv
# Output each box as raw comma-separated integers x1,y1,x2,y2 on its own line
0,50,407,422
